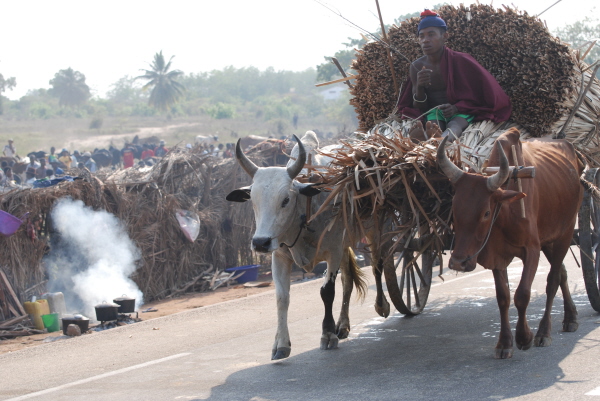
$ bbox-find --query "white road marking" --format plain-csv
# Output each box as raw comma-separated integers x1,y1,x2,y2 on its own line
4,352,192,401
432,269,489,288
586,386,600,396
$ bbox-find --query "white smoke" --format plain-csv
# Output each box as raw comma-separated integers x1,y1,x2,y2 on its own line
44,198,143,320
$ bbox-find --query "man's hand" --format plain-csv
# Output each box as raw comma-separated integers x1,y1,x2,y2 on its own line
439,103,458,119
417,66,432,88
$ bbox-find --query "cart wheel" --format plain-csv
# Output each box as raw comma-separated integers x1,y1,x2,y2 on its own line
578,168,600,312
384,248,434,315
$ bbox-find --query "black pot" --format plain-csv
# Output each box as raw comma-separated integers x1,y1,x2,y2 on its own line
113,294,136,313
95,302,119,322
62,315,90,335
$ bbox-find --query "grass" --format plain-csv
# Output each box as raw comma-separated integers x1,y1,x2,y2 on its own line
0,113,355,155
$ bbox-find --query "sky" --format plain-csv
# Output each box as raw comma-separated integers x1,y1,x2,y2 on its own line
0,0,596,100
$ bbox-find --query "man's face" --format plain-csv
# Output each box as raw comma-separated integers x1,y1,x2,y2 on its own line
418,27,447,55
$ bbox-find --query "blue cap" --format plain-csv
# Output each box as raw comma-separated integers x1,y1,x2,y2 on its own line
417,10,447,34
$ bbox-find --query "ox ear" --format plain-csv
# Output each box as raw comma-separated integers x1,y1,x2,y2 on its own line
492,189,526,203
226,186,252,202
297,183,321,197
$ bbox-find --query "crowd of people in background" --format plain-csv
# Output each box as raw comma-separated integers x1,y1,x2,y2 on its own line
0,137,239,191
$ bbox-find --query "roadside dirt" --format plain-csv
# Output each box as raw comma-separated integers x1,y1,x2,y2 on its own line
0,271,314,355
68,122,201,150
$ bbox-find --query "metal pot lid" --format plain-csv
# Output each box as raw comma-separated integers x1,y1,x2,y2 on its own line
113,294,135,301
95,302,120,308
62,315,89,320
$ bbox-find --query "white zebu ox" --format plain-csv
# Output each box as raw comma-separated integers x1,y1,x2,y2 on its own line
227,131,367,360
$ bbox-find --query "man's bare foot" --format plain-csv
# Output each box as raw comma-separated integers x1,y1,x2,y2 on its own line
408,121,426,142
425,121,443,139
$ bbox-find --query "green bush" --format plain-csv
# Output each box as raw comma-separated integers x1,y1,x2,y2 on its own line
207,102,235,119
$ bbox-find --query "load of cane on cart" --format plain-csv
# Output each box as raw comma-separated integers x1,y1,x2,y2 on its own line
309,4,600,316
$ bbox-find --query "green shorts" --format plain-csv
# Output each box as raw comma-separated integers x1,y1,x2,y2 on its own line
426,109,474,123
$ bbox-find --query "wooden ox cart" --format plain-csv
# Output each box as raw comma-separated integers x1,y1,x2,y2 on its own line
310,4,600,316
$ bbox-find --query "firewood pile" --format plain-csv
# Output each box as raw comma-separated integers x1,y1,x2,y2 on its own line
350,4,600,162
0,143,288,310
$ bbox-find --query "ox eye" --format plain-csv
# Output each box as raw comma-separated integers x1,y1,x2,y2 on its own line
282,197,290,207
484,210,491,218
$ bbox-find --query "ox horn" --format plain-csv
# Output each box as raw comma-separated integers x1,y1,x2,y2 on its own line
486,141,510,191
287,135,306,180
235,138,258,178
437,135,464,184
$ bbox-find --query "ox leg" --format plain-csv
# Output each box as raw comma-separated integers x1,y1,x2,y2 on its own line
320,265,339,350
336,249,353,339
271,252,293,360
373,258,390,318
535,262,578,346
559,263,579,332
514,253,538,351
493,269,514,359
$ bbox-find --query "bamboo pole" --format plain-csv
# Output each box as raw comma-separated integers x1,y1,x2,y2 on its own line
375,0,399,95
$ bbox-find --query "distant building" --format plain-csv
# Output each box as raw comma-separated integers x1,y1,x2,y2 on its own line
319,84,346,101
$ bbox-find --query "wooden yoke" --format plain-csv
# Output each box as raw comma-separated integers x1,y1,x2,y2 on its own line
512,145,526,218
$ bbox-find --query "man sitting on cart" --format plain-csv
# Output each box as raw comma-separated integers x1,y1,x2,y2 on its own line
397,10,512,141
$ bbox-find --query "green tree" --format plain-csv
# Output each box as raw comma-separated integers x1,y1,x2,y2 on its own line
49,68,91,107
136,51,185,111
555,17,600,77
0,68,16,115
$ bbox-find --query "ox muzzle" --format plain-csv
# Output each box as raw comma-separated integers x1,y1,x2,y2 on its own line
252,237,274,253
448,254,477,272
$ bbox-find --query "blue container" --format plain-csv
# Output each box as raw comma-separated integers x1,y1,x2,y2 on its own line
225,264,260,283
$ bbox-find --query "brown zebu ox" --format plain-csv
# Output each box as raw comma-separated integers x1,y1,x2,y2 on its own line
437,128,583,359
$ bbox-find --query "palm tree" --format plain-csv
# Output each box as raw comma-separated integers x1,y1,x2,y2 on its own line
49,68,91,108
136,51,185,111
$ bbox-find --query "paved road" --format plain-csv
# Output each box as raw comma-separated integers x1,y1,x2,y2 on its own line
2,248,600,401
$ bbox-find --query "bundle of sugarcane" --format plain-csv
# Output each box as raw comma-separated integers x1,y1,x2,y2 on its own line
350,3,590,140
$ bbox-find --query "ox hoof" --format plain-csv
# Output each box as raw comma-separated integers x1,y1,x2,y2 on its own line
563,321,579,332
320,332,339,350
374,299,390,318
494,347,513,359
336,323,350,340
516,337,534,351
271,347,291,360
534,335,552,347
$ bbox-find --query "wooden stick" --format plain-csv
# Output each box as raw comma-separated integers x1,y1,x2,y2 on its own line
0,270,26,316
375,0,399,95
331,57,354,89
0,315,28,329
483,166,535,179
511,145,526,218
315,74,358,87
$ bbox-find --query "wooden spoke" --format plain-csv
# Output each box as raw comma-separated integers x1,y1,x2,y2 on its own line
578,168,600,312
384,247,434,315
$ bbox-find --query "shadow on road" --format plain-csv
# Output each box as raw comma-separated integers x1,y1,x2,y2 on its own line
203,291,600,401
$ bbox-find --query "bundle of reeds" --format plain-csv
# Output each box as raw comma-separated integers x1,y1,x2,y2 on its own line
351,3,599,147
312,132,456,261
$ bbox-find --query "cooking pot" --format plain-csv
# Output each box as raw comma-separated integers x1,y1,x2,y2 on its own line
113,294,136,313
95,302,119,322
61,315,90,335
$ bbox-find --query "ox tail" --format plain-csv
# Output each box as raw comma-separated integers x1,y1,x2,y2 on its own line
347,247,368,302
580,176,600,202
576,151,600,202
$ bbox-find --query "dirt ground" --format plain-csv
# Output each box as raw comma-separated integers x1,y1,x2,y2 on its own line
0,270,314,355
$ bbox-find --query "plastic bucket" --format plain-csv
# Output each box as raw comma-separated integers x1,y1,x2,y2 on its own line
0,210,25,236
42,313,60,333
225,264,260,283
